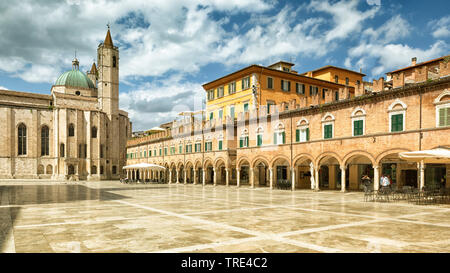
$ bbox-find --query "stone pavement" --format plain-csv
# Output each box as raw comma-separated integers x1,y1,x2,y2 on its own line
1,180,449,253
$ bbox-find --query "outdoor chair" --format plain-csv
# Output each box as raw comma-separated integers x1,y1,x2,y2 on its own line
376,186,392,202
363,185,375,202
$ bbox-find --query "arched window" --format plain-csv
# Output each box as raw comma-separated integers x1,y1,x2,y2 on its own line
68,123,75,137
434,90,450,127
296,118,309,142
18,123,27,155
388,99,407,132
113,56,117,68
240,129,249,148
91,126,97,138
256,127,264,146
321,113,335,139
60,143,65,157
41,126,49,156
273,123,285,145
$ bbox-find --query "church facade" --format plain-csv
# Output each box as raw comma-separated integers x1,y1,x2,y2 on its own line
0,29,131,180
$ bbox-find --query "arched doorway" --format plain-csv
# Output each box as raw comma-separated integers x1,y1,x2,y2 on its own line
238,159,250,186
345,154,374,191
317,155,340,190
293,156,314,189
272,157,290,189
252,158,269,187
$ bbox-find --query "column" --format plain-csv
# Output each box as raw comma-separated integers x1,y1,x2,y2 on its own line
269,168,273,190
169,170,172,184
340,166,346,192
193,169,197,185
291,168,296,191
419,160,425,190
237,168,240,187
126,170,129,179
309,163,315,190
250,167,254,188
176,169,179,184
202,169,206,186
184,170,187,184
225,168,229,187
315,168,320,191
373,165,379,191
213,168,217,186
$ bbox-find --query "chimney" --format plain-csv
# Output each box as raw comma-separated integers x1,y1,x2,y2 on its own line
412,57,417,66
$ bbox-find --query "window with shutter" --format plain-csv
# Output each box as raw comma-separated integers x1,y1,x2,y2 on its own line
257,134,263,146
439,107,450,127
296,129,299,142
353,120,363,136
324,124,333,139
218,140,223,150
391,114,403,132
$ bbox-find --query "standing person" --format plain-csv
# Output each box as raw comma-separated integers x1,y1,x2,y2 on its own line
386,175,392,188
380,174,386,188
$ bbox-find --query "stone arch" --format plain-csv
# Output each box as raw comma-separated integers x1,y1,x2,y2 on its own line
269,155,291,168
194,159,202,169
176,160,184,170
46,164,53,174
37,164,44,174
343,150,375,166
251,156,270,168
315,152,342,168
237,156,251,169
434,89,450,104
375,148,412,165
293,153,315,166
273,121,285,131
296,117,309,126
185,160,194,168
351,107,366,117
321,112,336,122
388,98,407,111
203,157,214,167
214,157,228,169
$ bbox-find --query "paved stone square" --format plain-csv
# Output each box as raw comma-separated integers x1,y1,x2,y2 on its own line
1,180,449,253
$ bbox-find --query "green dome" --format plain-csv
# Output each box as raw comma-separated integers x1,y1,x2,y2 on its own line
55,70,95,89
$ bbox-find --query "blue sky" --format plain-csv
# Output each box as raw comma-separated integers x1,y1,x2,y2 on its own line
0,0,449,131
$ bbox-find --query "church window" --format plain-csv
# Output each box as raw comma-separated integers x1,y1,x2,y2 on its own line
68,123,75,137
41,126,49,156
113,56,117,68
18,123,27,155
91,126,97,138
60,143,65,157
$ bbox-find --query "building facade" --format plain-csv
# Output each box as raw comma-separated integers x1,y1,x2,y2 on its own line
126,55,450,191
0,28,131,180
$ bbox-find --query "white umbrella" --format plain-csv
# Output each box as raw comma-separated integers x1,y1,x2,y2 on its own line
399,148,450,164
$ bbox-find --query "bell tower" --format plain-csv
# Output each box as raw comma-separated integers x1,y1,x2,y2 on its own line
97,25,119,116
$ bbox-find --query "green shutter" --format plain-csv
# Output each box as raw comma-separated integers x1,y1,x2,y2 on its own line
354,120,363,136
288,81,291,92
324,124,332,139
439,108,449,127
281,80,284,90
240,138,243,148
257,134,262,146
273,133,277,144
282,132,285,144
219,140,222,150
392,114,403,132
306,128,310,141
296,129,299,142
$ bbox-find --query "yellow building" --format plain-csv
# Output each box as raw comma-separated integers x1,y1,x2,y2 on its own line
301,65,365,95
202,61,353,120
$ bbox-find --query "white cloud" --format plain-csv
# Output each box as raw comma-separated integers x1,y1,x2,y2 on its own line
363,15,411,44
429,16,450,38
0,86,8,90
0,0,274,84
348,41,448,77
366,0,380,6
309,0,379,42
119,77,205,130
